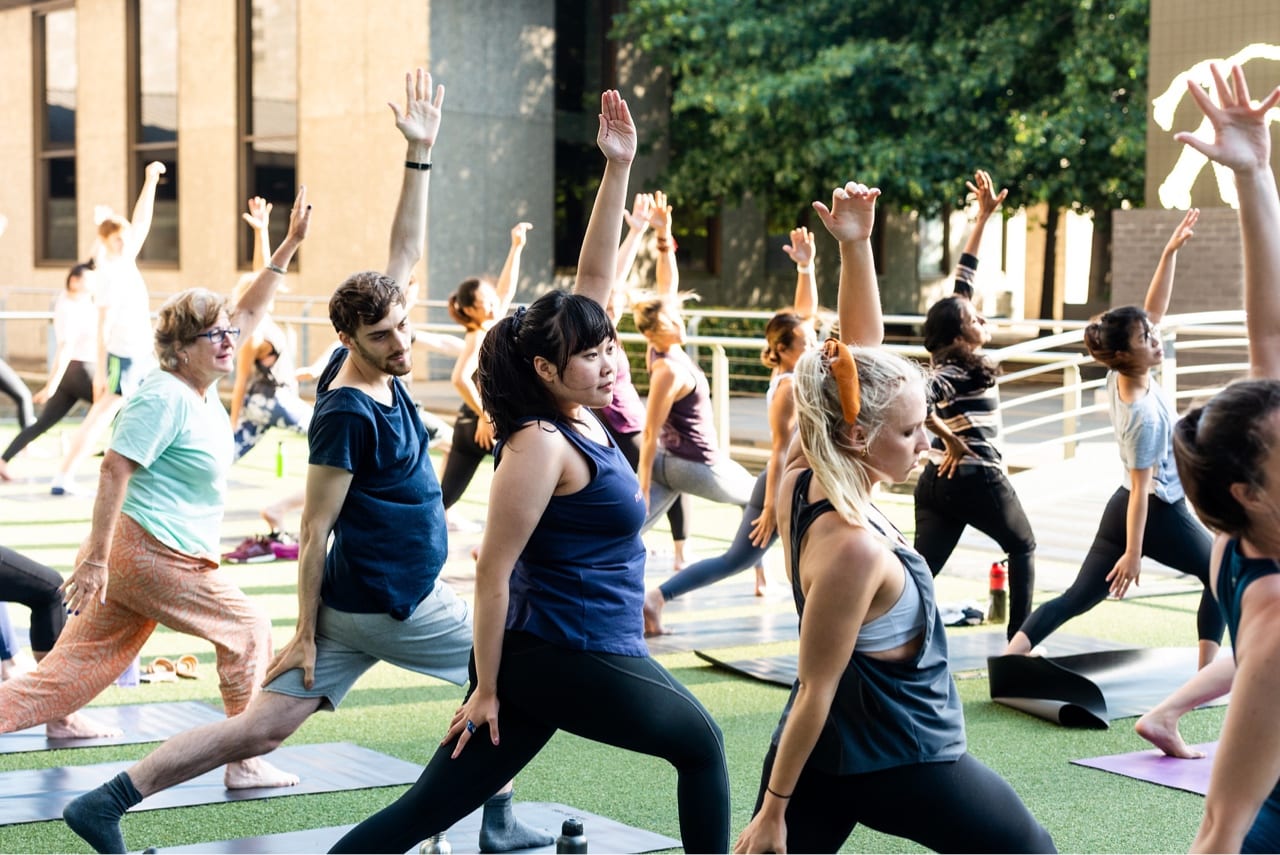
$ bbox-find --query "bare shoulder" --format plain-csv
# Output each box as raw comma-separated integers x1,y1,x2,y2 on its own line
500,419,571,458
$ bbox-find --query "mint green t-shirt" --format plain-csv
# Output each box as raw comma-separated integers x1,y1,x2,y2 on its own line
112,369,233,559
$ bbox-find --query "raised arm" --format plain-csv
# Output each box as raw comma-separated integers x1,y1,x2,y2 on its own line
814,182,882,347
493,222,533,316
1177,63,1280,379
614,193,654,287
230,186,311,343
783,226,817,317
1142,208,1198,326
649,191,680,296
953,170,1007,300
124,161,166,258
574,90,636,308
242,196,273,272
386,68,445,288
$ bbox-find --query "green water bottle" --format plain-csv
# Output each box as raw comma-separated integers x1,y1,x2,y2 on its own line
275,441,284,478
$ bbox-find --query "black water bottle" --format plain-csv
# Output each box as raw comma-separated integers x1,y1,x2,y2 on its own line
556,817,587,853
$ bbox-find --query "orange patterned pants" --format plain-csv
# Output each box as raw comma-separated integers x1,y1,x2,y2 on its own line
0,514,272,732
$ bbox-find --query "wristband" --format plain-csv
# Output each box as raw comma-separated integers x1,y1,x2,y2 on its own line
796,263,814,274
405,160,433,171
266,263,287,276
765,785,792,800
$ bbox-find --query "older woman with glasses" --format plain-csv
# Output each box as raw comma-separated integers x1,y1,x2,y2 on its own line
0,192,311,790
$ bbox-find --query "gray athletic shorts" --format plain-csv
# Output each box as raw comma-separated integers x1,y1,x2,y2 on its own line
265,580,473,710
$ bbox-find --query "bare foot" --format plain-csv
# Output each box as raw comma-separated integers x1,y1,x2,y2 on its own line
1135,711,1205,759
224,757,301,789
643,588,671,637
470,545,481,562
46,713,124,739
754,565,767,597
0,458,11,482
260,506,284,533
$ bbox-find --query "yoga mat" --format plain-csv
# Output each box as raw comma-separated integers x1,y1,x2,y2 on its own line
0,742,422,825
1071,741,1218,795
644,611,798,655
694,632,1128,688
157,802,681,853
0,701,225,755
989,647,1229,728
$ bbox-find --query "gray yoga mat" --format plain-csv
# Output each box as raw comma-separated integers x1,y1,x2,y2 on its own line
694,632,1129,687
0,701,225,755
0,742,422,825
644,611,799,655
157,801,681,853
989,647,1229,728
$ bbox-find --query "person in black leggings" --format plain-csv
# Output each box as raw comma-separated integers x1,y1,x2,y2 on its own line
0,359,34,435
332,91,729,855
1,262,97,481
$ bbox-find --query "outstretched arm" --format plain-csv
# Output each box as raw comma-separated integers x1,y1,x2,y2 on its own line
614,193,654,286
953,169,1007,299
386,68,445,289
1143,208,1199,326
813,182,882,347
124,161,166,258
649,190,679,296
575,90,636,308
493,222,533,315
230,187,311,343
1177,63,1280,379
242,196,273,272
783,226,817,317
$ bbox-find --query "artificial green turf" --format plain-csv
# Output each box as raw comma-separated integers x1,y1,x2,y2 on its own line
0,424,1224,853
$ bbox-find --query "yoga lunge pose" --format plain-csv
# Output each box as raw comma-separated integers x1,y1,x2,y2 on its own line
222,197,312,561
0,260,98,482
1134,64,1280,853
643,226,820,635
1004,204,1224,667
914,170,1038,638
62,70,548,855
632,204,755,536
330,89,729,855
0,358,34,436
599,191,694,569
51,163,166,495
438,220,532,520
0,191,308,771
733,180,1054,855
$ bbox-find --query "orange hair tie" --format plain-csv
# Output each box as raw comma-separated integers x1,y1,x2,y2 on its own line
822,338,861,424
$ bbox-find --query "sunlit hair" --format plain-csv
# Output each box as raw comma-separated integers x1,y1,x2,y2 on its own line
1083,305,1149,373
1174,380,1280,537
329,271,405,337
447,277,491,331
761,311,810,369
792,343,927,526
923,295,997,387
478,290,616,440
630,291,698,336
155,288,226,370
96,216,128,243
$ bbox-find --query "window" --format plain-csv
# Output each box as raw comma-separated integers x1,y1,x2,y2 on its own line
238,0,297,268
35,3,77,263
130,0,179,264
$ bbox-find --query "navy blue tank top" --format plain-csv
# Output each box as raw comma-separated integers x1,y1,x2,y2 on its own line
503,413,649,656
772,469,966,774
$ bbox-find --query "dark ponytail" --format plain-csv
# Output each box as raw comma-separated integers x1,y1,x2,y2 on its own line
922,296,997,387
478,290,615,441
1083,305,1147,372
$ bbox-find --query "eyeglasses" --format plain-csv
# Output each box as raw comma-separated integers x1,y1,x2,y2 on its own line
194,327,241,344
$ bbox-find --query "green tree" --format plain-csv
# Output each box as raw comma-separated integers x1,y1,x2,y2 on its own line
614,0,1148,306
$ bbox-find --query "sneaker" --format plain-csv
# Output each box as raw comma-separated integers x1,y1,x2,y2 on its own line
222,535,278,564
270,532,299,561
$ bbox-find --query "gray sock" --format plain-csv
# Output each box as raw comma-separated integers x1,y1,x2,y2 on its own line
63,772,142,854
478,790,555,853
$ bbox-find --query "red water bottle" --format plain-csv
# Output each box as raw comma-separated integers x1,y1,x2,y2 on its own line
987,561,1007,624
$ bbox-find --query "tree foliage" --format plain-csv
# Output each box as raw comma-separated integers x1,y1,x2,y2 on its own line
613,0,1148,227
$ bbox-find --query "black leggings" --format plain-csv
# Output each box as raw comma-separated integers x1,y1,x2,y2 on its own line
754,744,1055,853
330,631,729,854
439,405,491,510
600,418,690,541
1016,488,1224,647
0,546,66,655
2,360,93,462
914,463,1037,640
0,359,35,430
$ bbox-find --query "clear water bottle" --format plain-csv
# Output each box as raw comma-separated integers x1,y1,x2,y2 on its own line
556,817,587,853
418,832,451,854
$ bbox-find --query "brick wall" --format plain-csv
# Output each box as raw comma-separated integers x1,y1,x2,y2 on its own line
1111,207,1242,314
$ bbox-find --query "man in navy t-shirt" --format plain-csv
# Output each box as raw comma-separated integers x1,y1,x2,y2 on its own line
63,69,550,855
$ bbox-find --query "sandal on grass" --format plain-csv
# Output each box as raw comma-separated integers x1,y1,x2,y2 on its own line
175,654,199,679
140,657,178,683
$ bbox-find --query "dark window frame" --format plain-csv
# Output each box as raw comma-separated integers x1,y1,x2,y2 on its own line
33,0,78,265
127,0,179,267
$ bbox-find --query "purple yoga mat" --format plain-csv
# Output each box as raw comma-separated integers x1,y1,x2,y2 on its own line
1071,741,1218,795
